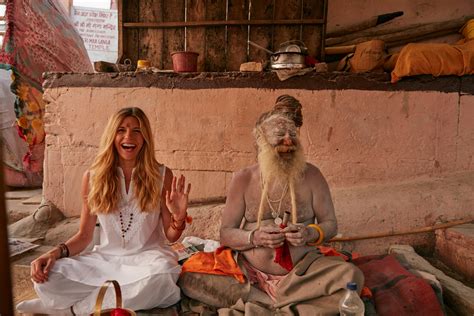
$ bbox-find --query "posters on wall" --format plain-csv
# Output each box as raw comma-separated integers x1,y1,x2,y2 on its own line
71,6,118,63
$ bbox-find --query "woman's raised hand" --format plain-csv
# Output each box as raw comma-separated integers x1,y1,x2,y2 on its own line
165,175,191,220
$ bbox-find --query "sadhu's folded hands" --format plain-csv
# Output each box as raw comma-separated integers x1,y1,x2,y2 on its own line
253,225,285,248
282,224,317,247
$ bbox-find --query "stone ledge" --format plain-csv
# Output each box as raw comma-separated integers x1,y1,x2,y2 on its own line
436,224,474,282
42,71,474,94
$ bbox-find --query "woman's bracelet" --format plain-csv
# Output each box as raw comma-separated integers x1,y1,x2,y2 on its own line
170,217,186,231
306,224,325,246
58,243,70,258
170,214,193,231
172,214,193,223
173,216,186,223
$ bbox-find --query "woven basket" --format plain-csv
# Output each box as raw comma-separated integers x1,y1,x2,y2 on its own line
92,280,136,316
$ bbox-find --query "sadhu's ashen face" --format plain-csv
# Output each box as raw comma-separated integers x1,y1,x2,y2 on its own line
260,116,300,161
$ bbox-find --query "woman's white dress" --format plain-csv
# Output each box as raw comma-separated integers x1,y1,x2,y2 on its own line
35,166,181,314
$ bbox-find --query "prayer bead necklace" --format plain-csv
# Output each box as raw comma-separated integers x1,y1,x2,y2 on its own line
119,211,134,247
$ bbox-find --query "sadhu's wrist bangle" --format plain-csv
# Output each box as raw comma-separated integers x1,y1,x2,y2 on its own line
247,228,258,247
306,224,324,246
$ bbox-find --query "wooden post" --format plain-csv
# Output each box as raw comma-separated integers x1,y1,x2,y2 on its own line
116,0,123,63
0,146,14,316
320,0,328,61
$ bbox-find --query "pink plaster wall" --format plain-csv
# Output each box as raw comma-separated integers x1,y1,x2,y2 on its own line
38,0,474,254
42,87,474,254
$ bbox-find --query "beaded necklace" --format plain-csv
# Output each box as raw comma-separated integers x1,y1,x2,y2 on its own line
260,173,289,225
119,209,134,247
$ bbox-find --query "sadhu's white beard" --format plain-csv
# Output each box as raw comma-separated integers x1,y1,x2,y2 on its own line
256,136,306,186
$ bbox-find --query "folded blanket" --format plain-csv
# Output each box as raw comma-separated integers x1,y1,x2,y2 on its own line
353,254,444,316
182,246,245,283
391,40,474,83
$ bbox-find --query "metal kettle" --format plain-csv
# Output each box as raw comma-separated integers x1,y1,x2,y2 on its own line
270,40,308,69
248,40,308,70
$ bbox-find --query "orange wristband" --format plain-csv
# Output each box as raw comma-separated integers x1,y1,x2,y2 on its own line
306,224,324,246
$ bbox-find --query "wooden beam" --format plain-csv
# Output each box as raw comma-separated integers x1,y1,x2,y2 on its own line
326,16,472,47
0,147,14,316
325,44,355,55
327,11,403,38
330,218,473,242
386,28,459,48
123,18,325,29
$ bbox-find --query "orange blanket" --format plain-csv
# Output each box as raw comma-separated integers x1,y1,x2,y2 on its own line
391,40,474,83
182,247,245,283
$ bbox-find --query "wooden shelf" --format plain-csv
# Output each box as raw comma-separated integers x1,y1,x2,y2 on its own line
123,19,325,29
118,0,328,71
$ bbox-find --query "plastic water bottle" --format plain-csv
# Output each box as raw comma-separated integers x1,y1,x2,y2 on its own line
339,282,365,316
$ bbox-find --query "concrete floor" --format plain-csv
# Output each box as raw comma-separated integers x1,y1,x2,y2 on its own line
6,187,473,315
6,188,42,316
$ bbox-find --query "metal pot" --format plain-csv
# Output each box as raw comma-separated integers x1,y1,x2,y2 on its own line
248,40,308,70
270,52,306,69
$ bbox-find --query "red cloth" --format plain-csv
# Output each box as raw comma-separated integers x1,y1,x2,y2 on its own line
273,223,293,271
181,247,245,283
353,254,444,316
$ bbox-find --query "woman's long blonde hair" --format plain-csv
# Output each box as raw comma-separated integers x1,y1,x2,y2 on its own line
88,107,162,214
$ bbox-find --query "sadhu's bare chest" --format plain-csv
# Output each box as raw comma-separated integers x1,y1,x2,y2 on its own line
243,178,314,224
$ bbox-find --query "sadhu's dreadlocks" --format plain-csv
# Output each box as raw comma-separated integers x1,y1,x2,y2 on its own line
274,94,303,128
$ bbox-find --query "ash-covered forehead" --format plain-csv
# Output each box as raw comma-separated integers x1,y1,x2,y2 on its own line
259,113,296,131
256,113,298,140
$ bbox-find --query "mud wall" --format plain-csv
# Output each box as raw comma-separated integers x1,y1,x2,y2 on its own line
42,72,474,254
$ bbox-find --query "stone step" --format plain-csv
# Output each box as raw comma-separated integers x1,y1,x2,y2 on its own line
435,223,474,283
21,194,43,205
6,201,39,224
5,189,42,200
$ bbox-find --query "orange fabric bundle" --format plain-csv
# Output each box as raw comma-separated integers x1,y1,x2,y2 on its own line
181,247,245,283
460,19,474,40
391,40,474,83
350,40,386,73
317,245,360,261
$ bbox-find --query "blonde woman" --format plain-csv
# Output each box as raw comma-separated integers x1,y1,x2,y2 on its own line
17,107,191,315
